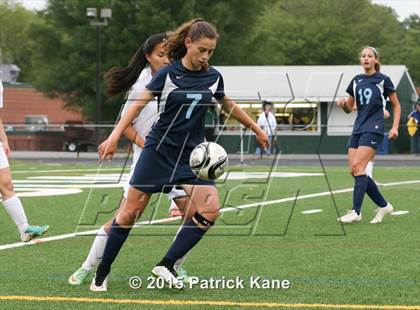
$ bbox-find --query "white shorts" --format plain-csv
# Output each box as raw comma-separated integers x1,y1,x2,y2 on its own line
0,142,9,170
123,163,136,198
166,186,187,200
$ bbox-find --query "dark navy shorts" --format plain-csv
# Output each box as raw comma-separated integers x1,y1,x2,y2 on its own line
130,143,215,194
346,132,383,150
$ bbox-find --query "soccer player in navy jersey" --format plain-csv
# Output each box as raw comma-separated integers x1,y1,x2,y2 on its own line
68,33,191,286
336,46,401,224
90,18,269,291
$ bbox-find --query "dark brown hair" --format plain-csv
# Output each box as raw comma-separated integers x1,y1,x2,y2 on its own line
105,32,167,96
166,18,219,64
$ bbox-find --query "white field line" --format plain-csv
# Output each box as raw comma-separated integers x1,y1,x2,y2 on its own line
14,183,125,189
11,168,127,174
0,179,418,251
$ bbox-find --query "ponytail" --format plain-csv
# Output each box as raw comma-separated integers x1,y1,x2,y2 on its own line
105,45,147,97
105,32,167,97
166,18,219,63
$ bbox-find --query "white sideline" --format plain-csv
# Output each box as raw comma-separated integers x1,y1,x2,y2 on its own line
0,179,418,251
11,168,127,174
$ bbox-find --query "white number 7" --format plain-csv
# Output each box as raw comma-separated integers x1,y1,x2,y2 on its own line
185,93,202,119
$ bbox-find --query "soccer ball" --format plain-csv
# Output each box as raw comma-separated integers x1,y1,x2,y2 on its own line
189,142,228,180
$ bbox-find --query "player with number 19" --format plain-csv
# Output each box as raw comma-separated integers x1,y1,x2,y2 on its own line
336,46,401,224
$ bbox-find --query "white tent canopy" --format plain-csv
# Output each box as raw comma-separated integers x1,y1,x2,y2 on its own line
214,65,418,136
215,65,418,103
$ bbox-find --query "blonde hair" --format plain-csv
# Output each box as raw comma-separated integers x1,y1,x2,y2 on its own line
166,18,219,68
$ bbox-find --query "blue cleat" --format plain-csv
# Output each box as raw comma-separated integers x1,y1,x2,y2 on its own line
20,225,49,242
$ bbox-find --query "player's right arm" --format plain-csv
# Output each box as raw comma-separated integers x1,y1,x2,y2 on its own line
336,96,355,114
123,126,145,148
98,90,153,160
0,117,7,143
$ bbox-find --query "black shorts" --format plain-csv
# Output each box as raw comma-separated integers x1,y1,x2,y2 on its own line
346,132,383,150
130,143,215,193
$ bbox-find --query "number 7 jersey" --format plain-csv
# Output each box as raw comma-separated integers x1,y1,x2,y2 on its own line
145,59,225,150
346,72,395,136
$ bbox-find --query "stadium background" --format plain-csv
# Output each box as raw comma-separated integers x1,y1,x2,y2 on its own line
0,0,419,309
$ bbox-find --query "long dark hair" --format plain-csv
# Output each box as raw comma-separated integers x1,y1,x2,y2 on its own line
105,32,167,96
166,18,219,64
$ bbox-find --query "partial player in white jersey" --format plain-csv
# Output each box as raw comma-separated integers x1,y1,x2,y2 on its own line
0,80,49,242
69,33,189,286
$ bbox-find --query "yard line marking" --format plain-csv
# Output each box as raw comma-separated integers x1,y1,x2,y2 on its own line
0,295,420,309
14,183,124,188
381,180,420,187
12,168,127,174
2,170,325,201
302,209,323,214
391,211,409,216
0,179,418,251
13,172,322,183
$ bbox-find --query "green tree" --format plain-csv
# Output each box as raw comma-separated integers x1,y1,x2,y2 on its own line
25,0,418,123
399,15,420,84
0,0,44,81
247,0,404,66
29,0,266,122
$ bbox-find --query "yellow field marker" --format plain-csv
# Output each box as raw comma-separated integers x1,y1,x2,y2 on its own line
1,295,420,309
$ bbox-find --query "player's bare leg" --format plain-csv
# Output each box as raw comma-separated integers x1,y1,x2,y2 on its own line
171,194,195,282
0,166,49,242
69,197,125,285
338,147,373,223
72,191,191,286
90,188,151,291
152,185,219,289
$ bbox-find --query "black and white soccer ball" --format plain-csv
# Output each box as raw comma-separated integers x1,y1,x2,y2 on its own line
189,142,228,180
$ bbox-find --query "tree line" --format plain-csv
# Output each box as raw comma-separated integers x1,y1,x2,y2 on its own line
0,0,419,122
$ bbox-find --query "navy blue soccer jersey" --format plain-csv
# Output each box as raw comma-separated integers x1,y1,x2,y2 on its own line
145,59,225,150
346,72,395,135
409,110,420,124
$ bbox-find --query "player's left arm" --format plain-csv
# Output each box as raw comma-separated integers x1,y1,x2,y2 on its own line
217,96,269,148
388,92,401,140
0,117,11,156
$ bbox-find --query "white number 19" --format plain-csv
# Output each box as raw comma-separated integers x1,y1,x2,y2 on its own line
358,88,372,105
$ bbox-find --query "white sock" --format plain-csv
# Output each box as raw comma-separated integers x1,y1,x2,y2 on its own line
3,195,29,234
173,225,188,269
169,199,177,212
365,161,374,179
82,226,109,271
